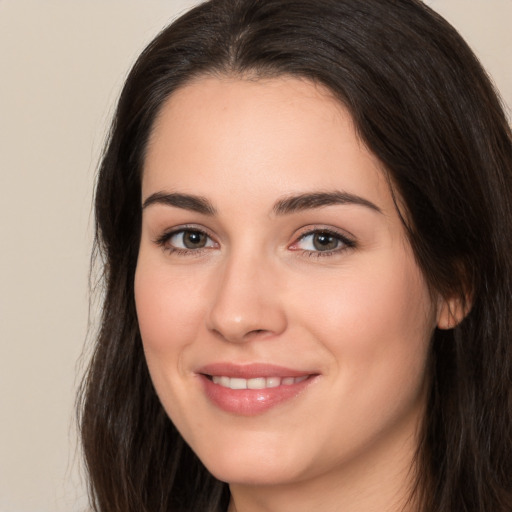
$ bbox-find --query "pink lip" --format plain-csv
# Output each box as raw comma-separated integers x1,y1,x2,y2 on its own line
196,363,319,416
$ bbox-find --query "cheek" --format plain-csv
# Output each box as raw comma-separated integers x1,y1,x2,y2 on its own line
134,256,208,419
296,251,434,391
134,266,172,354
134,256,208,356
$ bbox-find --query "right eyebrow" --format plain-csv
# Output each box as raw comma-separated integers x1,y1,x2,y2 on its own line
142,191,217,216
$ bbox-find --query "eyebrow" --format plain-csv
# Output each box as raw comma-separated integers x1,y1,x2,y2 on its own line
142,192,217,215
141,190,382,216
273,191,382,215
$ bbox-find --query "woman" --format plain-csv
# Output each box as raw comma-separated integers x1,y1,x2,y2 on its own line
78,0,512,511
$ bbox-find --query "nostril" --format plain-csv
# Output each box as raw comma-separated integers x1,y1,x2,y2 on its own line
244,329,273,339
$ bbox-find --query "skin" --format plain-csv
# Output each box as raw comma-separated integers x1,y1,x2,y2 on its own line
135,76,454,512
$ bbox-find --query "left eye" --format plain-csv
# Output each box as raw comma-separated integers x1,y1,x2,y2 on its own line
168,229,216,250
294,231,351,252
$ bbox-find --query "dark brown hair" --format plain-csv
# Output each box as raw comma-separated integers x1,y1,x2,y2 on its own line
78,1,512,510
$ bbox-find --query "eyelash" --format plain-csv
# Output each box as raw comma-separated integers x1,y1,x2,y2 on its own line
154,227,356,258
154,226,217,256
292,228,356,257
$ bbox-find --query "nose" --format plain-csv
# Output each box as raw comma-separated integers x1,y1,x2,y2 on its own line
206,251,288,343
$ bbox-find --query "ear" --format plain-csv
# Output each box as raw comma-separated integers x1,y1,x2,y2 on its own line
436,294,471,330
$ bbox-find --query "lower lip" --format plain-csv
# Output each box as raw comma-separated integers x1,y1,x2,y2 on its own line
199,374,316,416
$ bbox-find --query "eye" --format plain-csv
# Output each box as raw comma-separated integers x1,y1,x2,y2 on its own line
291,229,355,255
170,230,213,249
156,228,217,254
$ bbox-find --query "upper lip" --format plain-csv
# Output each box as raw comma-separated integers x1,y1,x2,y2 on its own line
197,362,316,379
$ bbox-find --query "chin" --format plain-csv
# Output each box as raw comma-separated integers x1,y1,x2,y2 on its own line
192,436,307,486
206,459,303,487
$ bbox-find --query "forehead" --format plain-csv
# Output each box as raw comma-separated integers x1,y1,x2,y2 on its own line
142,75,390,213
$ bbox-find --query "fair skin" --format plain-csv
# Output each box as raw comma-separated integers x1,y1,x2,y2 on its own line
135,76,454,512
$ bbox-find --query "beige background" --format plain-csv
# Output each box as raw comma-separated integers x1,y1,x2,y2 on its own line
0,1,510,511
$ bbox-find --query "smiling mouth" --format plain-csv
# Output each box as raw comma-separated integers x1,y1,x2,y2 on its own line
206,375,309,390
197,363,319,415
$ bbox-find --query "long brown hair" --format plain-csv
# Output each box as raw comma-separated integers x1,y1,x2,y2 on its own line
78,1,512,510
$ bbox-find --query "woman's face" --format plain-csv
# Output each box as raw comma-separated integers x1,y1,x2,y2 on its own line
135,76,440,488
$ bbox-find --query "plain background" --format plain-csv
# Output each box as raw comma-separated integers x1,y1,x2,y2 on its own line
0,1,510,511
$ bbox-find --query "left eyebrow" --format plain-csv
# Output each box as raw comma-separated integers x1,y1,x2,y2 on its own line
272,191,382,215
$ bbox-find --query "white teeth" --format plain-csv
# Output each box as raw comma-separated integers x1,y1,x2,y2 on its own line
211,375,308,389
230,378,247,390
266,377,281,388
247,377,266,390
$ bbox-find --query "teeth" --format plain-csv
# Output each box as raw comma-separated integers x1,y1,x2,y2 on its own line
211,375,308,390
230,378,247,390
247,377,266,390
266,377,281,388
219,376,230,387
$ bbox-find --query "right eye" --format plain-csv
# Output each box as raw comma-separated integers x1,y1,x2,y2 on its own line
156,228,217,254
